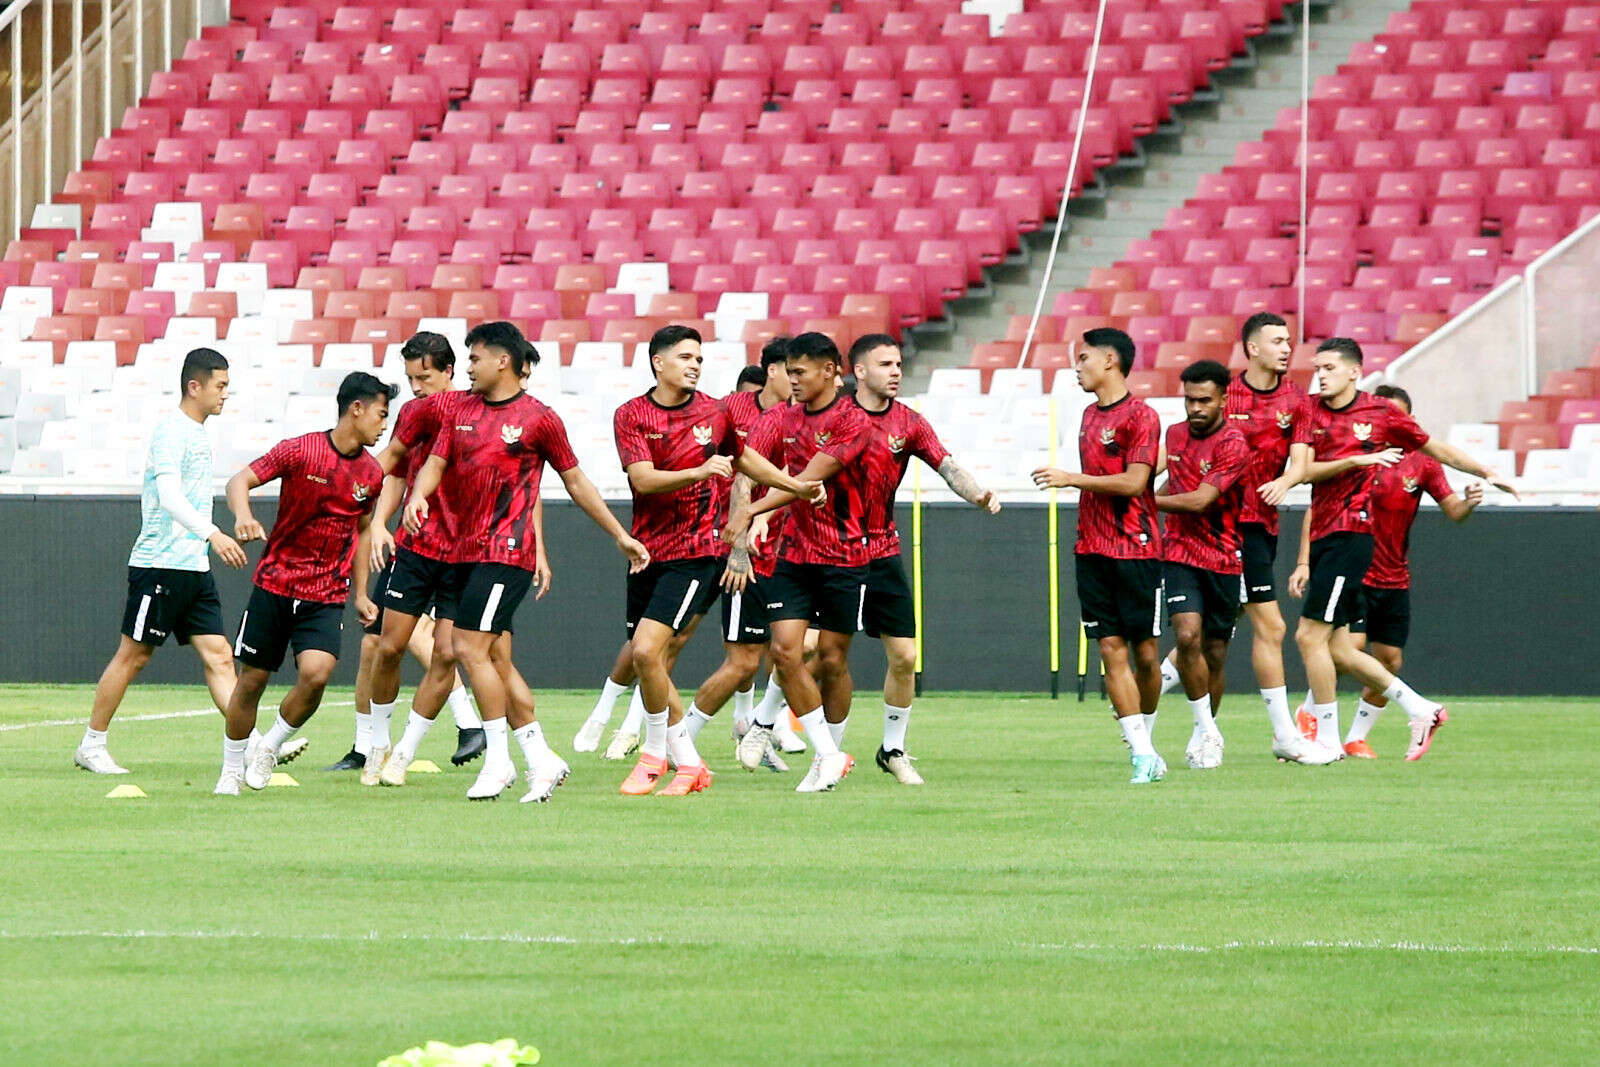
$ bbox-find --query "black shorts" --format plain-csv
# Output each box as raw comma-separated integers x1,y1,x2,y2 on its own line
1350,584,1411,648
453,562,533,635
861,555,916,639
1239,523,1279,603
1076,553,1163,643
1301,532,1374,629
1163,561,1241,639
626,557,721,636
382,546,451,619
362,559,394,636
720,580,771,645
763,559,868,635
233,585,344,672
122,567,227,647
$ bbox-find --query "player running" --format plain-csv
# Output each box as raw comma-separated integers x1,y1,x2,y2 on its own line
1153,360,1250,770
217,372,393,795
404,321,649,800
846,334,1000,784
611,325,820,796
1032,328,1166,784
1290,338,1511,761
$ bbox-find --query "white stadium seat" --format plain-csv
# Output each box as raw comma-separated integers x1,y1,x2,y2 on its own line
987,367,1043,397
215,263,270,315
321,343,377,370
1448,422,1498,452
927,368,981,396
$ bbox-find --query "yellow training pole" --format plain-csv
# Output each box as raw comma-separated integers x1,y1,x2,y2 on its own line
1077,622,1089,702
1048,395,1061,698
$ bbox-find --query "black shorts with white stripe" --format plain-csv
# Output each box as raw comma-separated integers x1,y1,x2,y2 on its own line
762,560,869,636
1301,532,1374,629
233,585,344,672
720,579,771,645
1076,553,1164,643
861,555,916,639
452,562,535,636
122,567,227,648
626,557,721,636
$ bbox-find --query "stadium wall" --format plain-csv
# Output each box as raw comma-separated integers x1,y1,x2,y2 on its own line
0,498,1593,696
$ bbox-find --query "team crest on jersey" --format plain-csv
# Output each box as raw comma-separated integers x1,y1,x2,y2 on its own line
352,483,370,503
886,434,907,454
815,430,833,446
1352,422,1373,441
500,424,524,445
1402,476,1419,494
692,423,714,446
1099,427,1116,446
1275,410,1293,429
1199,459,1213,474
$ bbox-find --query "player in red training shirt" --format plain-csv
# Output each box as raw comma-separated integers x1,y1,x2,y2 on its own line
1288,383,1482,759
1032,328,1166,784
218,372,394,795
1154,360,1250,772
726,332,874,793
844,333,1000,785
611,325,818,797
405,321,649,801
1290,338,1512,762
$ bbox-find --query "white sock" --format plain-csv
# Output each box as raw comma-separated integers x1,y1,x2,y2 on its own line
394,711,433,760
733,684,755,725
882,702,911,752
619,687,647,734
369,699,396,750
684,704,712,740
1346,698,1385,743
223,736,247,774
1159,657,1181,695
513,720,554,767
798,708,839,756
482,717,511,765
1383,678,1440,721
1261,686,1295,741
1313,701,1340,746
447,686,482,730
666,721,703,768
1119,713,1156,757
754,669,784,727
263,713,297,751
827,717,847,748
642,710,669,758
1143,709,1158,741
81,726,107,750
353,711,372,756
589,677,629,724
1189,695,1216,735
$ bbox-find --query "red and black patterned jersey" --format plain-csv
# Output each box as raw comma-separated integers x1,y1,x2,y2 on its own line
747,394,873,567
1364,452,1453,589
614,389,743,562
428,391,578,570
853,398,950,560
1224,373,1313,535
1075,394,1162,560
1306,391,1431,543
1160,420,1250,574
390,390,462,561
248,431,382,604
723,390,788,577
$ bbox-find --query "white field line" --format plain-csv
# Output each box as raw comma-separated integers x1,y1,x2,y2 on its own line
0,701,355,733
1023,939,1600,955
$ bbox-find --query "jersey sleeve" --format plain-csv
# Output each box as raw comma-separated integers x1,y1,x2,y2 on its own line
249,436,298,484
1387,407,1431,452
146,421,184,479
1291,392,1314,446
392,399,430,454
612,401,651,469
537,408,580,473
818,405,871,464
1203,432,1251,491
1420,457,1454,503
428,419,455,460
1126,405,1160,468
746,408,784,464
909,410,950,468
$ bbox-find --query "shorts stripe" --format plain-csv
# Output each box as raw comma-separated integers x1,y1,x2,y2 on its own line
234,611,249,656
131,595,152,642
1323,575,1345,623
479,583,505,632
726,592,742,642
1238,574,1247,605
671,579,701,629
855,584,867,632
1152,583,1163,638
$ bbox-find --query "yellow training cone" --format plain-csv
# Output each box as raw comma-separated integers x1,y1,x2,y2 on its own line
408,760,442,774
106,784,147,799
267,772,299,787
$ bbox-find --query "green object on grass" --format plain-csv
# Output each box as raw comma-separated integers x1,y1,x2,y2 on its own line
378,1038,539,1067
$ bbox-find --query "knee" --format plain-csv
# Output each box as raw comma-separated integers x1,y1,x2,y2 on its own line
630,638,667,676
1256,613,1286,644
885,646,916,677
118,643,154,672
1293,622,1319,654
1174,624,1202,658
374,633,407,666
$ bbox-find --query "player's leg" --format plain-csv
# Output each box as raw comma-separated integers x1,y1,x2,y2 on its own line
1169,607,1213,764
1159,648,1182,696
762,618,849,792
365,606,424,776
1326,623,1442,760
448,563,536,798
1345,587,1407,758
622,618,680,794
576,640,637,752
482,633,568,803
1239,526,1301,745
1080,554,1160,783
412,612,486,762
860,556,922,784
799,563,868,790
217,665,272,794
80,636,153,773
344,632,378,767
451,627,518,798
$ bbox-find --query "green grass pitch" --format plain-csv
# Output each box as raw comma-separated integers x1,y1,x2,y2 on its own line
2,684,1598,1065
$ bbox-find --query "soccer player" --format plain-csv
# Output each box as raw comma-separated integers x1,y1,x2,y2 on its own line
847,334,1001,784
574,628,696,759
1289,383,1484,758
76,348,261,775
328,332,487,775
217,372,394,795
734,363,766,392
728,331,874,792
404,321,649,800
1031,328,1166,784
612,325,819,796
1154,360,1250,771
1290,338,1510,761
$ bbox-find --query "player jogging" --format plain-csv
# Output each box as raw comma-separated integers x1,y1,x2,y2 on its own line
218,372,394,794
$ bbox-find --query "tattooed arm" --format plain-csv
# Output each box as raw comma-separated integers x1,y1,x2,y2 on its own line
936,457,1000,514
721,474,755,593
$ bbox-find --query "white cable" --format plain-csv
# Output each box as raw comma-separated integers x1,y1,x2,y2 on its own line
1015,0,1113,370
1296,0,1311,346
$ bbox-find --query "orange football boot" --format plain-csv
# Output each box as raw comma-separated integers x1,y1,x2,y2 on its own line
619,752,669,795
1343,739,1377,759
657,762,713,796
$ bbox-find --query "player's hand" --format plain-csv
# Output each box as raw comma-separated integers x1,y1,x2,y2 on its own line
1358,447,1404,468
1463,482,1485,509
209,531,248,569
402,497,429,534
369,525,395,571
977,488,1001,514
1482,469,1519,499
1288,564,1310,598
720,509,750,546
234,515,266,543
354,594,379,627
533,552,553,601
748,513,771,548
1257,476,1292,507
1031,466,1074,489
698,455,734,481
721,547,753,594
618,534,650,573
796,478,825,503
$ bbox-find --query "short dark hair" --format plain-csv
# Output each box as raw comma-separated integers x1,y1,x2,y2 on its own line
337,371,399,416
648,323,701,357
787,331,842,364
1316,336,1364,366
736,364,767,389
464,320,538,376
179,347,228,395
847,332,898,365
1373,383,1412,411
1081,327,1136,376
1179,359,1231,392
400,331,455,372
1241,312,1288,348
759,335,792,369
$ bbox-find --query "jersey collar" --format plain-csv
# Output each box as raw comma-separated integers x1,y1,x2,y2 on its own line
324,430,363,460
1095,391,1132,412
852,395,894,418
647,388,696,410
483,389,526,408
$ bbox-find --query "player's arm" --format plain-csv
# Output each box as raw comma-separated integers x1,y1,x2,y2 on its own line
1303,448,1403,483
558,465,650,572
1419,439,1517,497
375,436,407,476
734,448,823,500
401,454,446,533
351,512,378,626
368,474,407,570
936,457,1001,514
1032,463,1153,496
721,474,756,594
1259,442,1312,506
1156,482,1221,514
155,473,246,568
532,496,552,600
1439,484,1483,522
225,466,267,542
626,456,733,495
1287,508,1313,598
